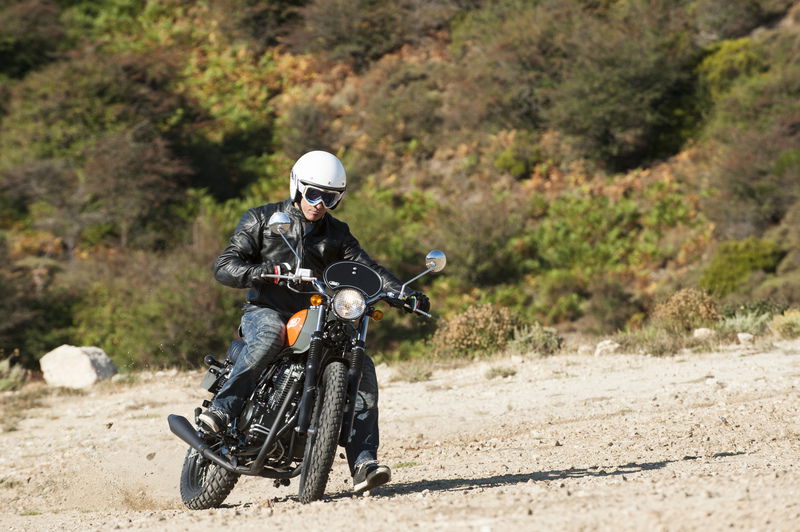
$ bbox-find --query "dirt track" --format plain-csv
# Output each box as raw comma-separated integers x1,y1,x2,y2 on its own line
1,340,799,531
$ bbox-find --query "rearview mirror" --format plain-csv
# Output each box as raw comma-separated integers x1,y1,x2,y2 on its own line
425,250,446,272
268,212,291,235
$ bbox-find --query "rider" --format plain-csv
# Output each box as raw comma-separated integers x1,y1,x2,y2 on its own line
199,150,430,494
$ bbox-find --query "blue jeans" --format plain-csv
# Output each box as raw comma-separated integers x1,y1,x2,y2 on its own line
211,306,380,475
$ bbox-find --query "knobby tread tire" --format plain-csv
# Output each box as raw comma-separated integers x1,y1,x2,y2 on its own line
298,361,347,504
179,447,240,510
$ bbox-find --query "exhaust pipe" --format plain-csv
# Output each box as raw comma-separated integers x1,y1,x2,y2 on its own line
167,414,236,473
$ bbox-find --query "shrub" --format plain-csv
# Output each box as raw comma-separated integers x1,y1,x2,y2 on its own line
583,279,646,333
714,311,772,340
615,325,684,357
615,324,716,357
697,38,767,103
0,355,28,392
541,0,701,170
533,270,586,323
290,0,459,71
701,39,800,238
753,271,800,308
692,0,795,42
506,322,563,357
485,366,516,379
430,304,517,358
391,360,433,383
72,248,241,369
652,288,720,332
700,238,783,297
769,309,800,338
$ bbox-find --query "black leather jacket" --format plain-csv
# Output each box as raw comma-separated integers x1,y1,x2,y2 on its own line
213,199,406,319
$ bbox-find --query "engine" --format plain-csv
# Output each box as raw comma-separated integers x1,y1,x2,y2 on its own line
239,360,303,447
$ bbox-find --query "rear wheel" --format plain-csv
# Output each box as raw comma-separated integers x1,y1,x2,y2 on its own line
298,361,347,503
180,446,239,509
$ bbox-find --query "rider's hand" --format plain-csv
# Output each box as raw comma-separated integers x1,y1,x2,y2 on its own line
387,295,406,309
405,292,430,314
252,262,292,285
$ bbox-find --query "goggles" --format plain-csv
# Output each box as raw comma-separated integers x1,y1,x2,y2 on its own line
302,185,342,208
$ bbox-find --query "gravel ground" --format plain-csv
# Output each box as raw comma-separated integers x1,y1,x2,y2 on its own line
1,340,799,531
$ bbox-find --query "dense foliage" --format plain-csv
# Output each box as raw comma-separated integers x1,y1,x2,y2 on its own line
1,0,799,368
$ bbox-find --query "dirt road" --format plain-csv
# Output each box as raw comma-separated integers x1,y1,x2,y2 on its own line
1,340,799,531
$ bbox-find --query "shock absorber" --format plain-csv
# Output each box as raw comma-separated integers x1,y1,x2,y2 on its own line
295,332,324,434
339,339,365,446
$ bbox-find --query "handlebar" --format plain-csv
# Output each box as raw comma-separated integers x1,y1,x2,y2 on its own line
261,273,432,318
262,273,319,283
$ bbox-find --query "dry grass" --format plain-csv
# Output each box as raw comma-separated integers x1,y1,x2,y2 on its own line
485,366,517,379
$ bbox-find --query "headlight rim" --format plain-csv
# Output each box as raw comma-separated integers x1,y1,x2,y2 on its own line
331,288,367,320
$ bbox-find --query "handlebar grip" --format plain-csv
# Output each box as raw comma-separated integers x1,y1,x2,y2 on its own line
402,303,431,318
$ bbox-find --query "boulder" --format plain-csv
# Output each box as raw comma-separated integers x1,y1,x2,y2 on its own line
737,333,755,345
594,339,621,357
39,345,117,388
693,328,716,340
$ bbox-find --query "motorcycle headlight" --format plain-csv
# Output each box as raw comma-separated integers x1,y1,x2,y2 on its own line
331,288,367,320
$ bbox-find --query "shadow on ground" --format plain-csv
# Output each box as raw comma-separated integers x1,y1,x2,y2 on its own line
377,452,746,497
235,451,746,505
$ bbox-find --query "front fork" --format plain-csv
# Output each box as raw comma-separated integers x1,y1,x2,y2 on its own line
294,306,370,443
295,305,327,434
339,316,369,446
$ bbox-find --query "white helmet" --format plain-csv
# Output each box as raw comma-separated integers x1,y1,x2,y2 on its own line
290,151,347,209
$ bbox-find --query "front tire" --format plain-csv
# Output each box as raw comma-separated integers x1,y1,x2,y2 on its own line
180,447,239,509
298,361,347,503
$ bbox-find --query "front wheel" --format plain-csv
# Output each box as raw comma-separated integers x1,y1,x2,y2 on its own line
180,446,239,509
298,361,347,503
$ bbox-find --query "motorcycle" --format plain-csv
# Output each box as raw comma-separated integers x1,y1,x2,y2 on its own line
167,211,446,508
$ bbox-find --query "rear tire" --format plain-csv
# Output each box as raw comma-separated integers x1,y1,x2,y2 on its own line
298,361,347,503
180,447,239,509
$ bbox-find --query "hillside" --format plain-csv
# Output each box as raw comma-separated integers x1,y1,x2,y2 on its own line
1,0,799,369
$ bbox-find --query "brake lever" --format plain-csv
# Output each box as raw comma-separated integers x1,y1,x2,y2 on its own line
402,302,431,318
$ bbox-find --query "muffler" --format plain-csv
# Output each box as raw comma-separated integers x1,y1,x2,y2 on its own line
167,414,236,473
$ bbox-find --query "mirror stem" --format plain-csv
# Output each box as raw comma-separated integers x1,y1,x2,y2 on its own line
399,266,434,299
278,232,302,269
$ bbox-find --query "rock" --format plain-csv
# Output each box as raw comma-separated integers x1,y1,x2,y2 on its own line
39,345,117,388
594,340,621,357
693,328,716,340
737,333,754,345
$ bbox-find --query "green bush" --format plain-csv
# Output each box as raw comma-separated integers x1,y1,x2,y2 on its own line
541,0,701,169
615,324,715,357
700,238,783,297
652,288,720,332
769,309,800,338
753,270,800,308
485,366,516,379
582,279,647,333
714,311,772,339
0,355,28,391
692,0,795,42
697,38,767,103
701,33,800,238
72,249,241,369
290,0,459,70
506,322,563,357
0,0,65,79
430,304,517,358
534,270,586,323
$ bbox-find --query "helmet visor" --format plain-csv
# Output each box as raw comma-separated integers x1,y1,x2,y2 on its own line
303,186,342,208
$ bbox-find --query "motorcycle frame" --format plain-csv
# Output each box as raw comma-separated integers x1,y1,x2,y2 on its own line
168,297,371,480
